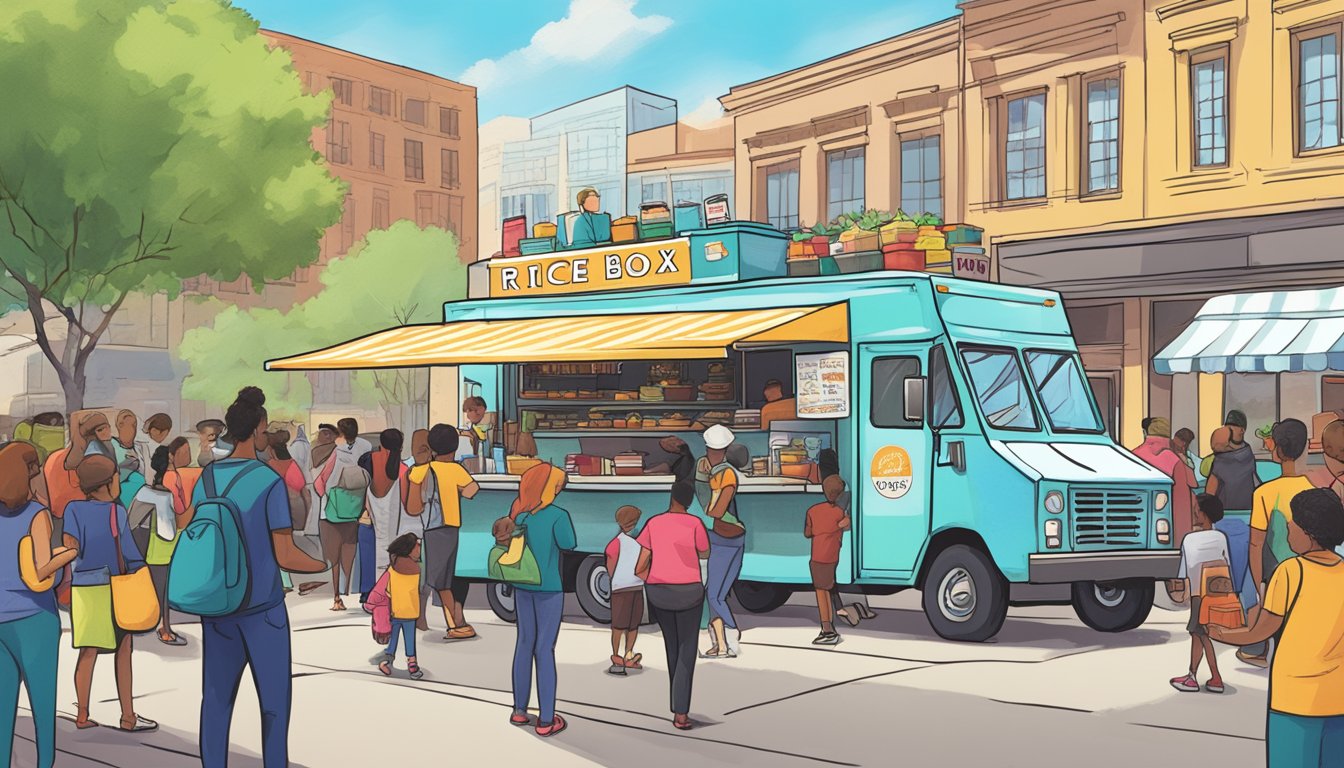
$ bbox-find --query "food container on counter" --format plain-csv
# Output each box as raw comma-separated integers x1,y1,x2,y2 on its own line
639,385,665,402
533,221,558,239
663,384,695,401
611,215,639,243
674,202,705,235
704,194,731,225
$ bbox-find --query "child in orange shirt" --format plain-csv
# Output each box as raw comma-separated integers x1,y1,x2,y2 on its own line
805,476,851,645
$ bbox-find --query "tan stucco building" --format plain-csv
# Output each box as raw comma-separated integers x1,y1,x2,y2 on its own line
722,0,1344,452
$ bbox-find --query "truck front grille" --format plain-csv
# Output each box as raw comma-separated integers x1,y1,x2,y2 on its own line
1071,489,1145,548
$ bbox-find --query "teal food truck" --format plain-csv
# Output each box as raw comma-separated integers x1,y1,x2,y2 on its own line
269,223,1180,642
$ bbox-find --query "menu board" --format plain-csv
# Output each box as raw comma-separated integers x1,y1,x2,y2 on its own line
795,351,850,419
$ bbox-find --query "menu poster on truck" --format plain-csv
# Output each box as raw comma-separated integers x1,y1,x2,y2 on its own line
795,351,850,418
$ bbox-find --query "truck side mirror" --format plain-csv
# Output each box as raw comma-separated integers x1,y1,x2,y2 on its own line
904,377,926,423
947,440,966,473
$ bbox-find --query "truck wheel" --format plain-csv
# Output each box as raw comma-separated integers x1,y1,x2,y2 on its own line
731,581,790,614
921,545,1008,642
486,582,517,624
575,554,612,624
1071,579,1154,632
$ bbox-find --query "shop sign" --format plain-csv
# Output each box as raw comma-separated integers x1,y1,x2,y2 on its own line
952,251,991,281
487,239,693,298
796,351,850,418
870,445,913,499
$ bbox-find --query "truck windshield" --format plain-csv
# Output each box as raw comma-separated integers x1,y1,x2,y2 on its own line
960,346,1039,431
1025,350,1104,433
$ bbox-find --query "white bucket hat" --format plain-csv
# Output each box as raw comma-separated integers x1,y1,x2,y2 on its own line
703,424,735,450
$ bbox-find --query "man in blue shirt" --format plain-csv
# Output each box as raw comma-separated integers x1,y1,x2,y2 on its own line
196,387,324,768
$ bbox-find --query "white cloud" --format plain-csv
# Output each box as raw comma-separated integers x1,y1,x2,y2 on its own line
681,95,725,127
460,0,672,92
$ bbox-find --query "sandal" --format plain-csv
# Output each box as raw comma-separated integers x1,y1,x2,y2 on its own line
158,631,187,647
624,653,642,670
378,661,392,676
535,714,567,737
835,609,860,627
673,714,693,731
118,715,158,733
510,712,531,726
297,582,324,596
330,598,346,612
74,718,99,730
698,645,721,659
408,662,424,681
853,603,877,620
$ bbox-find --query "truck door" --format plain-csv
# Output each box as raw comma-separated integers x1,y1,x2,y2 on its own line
858,343,933,578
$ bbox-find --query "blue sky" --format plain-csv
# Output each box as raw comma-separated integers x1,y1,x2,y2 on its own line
236,0,961,124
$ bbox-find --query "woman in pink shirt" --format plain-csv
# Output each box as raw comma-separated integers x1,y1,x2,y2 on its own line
635,481,709,731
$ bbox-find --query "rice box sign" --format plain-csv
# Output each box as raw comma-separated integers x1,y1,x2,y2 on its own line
952,250,991,281
488,239,692,297
796,351,850,419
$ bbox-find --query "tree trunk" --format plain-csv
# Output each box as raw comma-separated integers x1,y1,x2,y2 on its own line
61,371,86,413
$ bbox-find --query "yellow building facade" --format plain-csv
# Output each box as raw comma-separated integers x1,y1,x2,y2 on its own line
723,0,1344,453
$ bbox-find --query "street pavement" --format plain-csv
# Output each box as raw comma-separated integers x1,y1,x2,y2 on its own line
12,586,1271,768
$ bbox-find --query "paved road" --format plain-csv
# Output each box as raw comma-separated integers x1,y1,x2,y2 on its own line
11,589,1270,768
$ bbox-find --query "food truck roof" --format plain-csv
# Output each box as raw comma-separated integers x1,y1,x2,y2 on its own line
266,272,1072,372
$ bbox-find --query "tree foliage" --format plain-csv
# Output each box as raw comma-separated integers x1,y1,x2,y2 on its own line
0,0,344,409
180,222,466,425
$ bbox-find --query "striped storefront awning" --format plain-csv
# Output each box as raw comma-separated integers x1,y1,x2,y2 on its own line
1153,287,1344,374
265,304,847,371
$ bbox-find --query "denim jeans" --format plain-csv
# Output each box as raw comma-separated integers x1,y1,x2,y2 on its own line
512,590,563,724
0,611,59,768
358,523,376,596
200,603,292,768
385,619,417,659
1268,711,1344,767
706,532,744,629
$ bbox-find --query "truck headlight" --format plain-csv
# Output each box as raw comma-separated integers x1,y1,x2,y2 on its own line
1044,518,1062,549
1154,492,1169,511
1044,491,1064,515
1156,518,1171,544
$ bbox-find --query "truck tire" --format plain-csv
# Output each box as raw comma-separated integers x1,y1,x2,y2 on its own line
486,581,517,624
921,544,1009,642
575,554,612,624
1071,579,1154,632
731,581,791,614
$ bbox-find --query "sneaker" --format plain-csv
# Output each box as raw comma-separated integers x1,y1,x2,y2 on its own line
1169,674,1199,692
1204,679,1224,694
1236,649,1269,669
812,631,841,646
535,714,567,738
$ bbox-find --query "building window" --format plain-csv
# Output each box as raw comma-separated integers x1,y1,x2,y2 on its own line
641,180,668,205
1004,92,1047,200
448,194,463,236
369,131,384,170
761,159,799,230
404,139,424,181
825,147,865,221
501,192,552,231
1191,49,1228,167
439,107,460,138
441,148,460,189
404,98,427,126
372,188,390,230
1294,26,1341,153
326,119,351,165
414,190,452,231
899,134,941,218
369,86,392,116
1083,76,1120,193
340,194,356,253
329,77,353,106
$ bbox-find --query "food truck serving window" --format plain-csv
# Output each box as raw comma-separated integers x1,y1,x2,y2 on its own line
959,346,1040,432
871,357,922,428
1024,349,1103,434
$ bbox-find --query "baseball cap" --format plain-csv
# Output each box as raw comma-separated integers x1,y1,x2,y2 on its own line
703,424,735,450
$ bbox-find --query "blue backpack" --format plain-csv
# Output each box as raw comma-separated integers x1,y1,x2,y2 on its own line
168,463,264,616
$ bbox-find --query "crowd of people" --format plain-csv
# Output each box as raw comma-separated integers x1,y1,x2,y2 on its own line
1133,411,1344,766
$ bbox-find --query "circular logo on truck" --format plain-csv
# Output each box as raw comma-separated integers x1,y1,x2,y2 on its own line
871,445,913,499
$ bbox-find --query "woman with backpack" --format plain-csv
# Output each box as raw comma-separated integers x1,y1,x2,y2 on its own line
315,418,372,611
507,462,576,738
0,442,76,768
696,425,747,659
64,454,156,733
358,430,410,588
128,446,188,646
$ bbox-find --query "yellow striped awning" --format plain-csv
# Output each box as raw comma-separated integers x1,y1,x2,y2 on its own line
265,304,847,371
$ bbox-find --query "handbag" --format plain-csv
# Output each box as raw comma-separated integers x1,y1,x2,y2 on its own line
326,487,363,523
108,503,160,633
490,516,542,585
1198,561,1244,630
335,464,370,493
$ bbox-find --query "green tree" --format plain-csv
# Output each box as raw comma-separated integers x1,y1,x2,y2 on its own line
179,301,315,420
181,223,465,428
0,0,344,410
